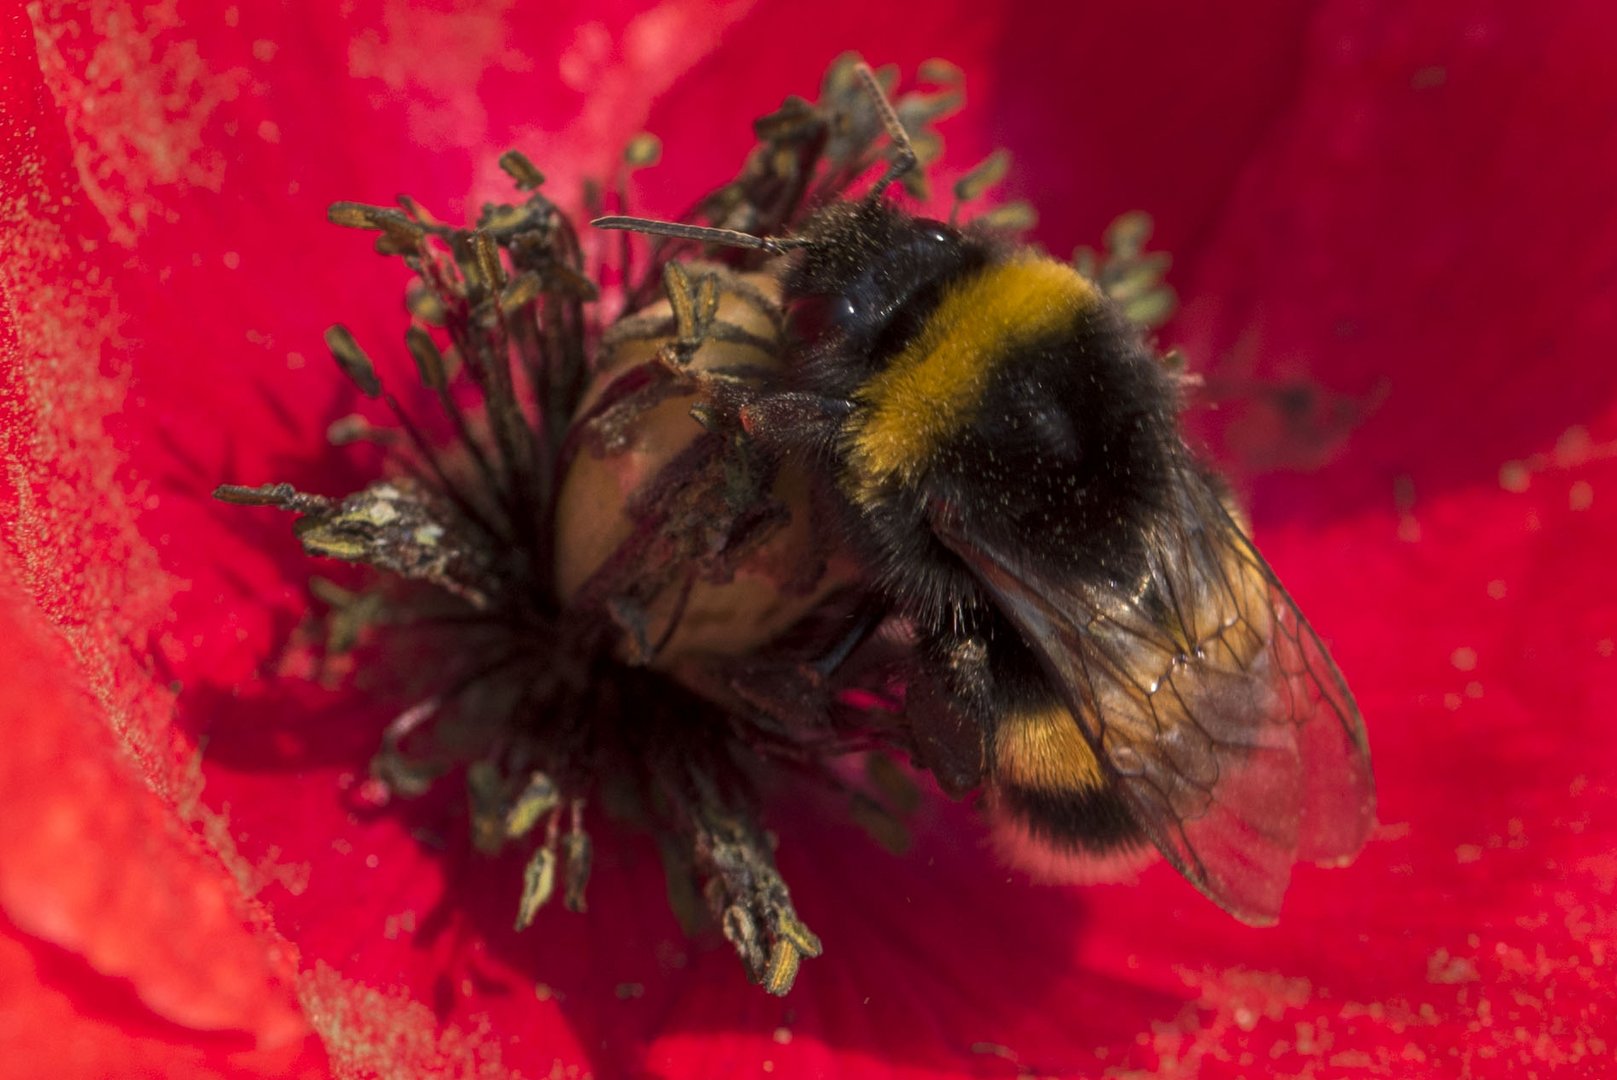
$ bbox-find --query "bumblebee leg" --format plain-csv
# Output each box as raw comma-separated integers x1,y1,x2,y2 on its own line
809,598,886,678
903,631,991,797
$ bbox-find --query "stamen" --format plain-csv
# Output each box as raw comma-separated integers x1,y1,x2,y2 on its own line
498,150,546,191
950,148,1012,223
1073,210,1178,333
504,772,562,839
562,801,592,914
516,845,557,930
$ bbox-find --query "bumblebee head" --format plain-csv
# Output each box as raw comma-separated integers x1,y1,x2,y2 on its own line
780,201,992,387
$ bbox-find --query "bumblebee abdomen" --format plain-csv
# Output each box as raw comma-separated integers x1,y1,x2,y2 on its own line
988,651,1144,855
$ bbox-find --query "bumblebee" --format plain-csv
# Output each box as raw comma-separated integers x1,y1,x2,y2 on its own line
596,64,1375,923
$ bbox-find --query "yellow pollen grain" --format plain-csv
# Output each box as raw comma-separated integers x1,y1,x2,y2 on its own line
847,256,1097,494
994,703,1106,793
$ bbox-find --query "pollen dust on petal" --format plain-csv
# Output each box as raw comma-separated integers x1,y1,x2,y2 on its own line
3,4,312,1049
7,10,197,798
1135,967,1451,1079
28,0,246,244
297,962,517,1080
1132,967,1316,1078
347,0,530,158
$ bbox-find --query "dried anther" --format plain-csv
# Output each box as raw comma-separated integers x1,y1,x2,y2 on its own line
691,797,823,994
1073,210,1177,333
219,479,494,604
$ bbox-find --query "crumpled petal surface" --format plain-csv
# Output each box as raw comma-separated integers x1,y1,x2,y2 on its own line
1,2,1613,1077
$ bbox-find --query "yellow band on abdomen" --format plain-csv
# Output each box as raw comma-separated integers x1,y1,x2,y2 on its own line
994,702,1107,794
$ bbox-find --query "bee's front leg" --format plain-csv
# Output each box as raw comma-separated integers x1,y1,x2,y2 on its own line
902,630,991,797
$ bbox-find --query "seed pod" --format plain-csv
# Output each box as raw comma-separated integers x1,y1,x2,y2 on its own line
554,263,857,670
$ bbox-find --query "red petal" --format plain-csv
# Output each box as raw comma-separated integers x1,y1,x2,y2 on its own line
0,561,315,1062
0,915,327,1080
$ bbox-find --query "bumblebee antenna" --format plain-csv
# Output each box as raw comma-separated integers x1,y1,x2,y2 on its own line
594,60,915,249
852,61,917,197
591,216,807,256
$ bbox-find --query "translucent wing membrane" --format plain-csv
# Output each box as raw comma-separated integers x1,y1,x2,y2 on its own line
936,473,1375,923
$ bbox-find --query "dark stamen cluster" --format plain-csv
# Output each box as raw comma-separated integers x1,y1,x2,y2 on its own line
216,56,979,993
216,53,1179,994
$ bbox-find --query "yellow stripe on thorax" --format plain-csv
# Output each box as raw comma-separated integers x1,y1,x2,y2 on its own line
844,255,1098,500
994,702,1106,794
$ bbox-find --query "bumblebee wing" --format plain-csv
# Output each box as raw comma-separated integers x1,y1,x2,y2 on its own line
932,476,1375,923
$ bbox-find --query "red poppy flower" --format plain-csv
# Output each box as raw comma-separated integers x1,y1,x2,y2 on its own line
4,2,1615,1077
